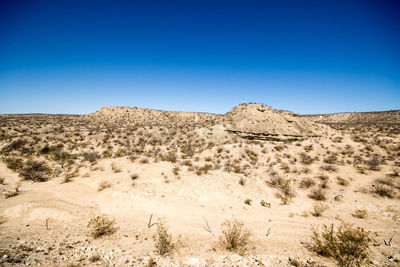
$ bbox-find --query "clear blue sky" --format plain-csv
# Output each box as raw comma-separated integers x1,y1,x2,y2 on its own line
0,0,399,114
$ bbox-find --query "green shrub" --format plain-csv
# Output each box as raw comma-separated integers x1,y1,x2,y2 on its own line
219,219,251,253
244,199,252,205
86,215,116,239
308,188,326,201
20,160,51,182
308,223,372,267
153,219,174,255
300,178,315,189
352,208,368,219
311,203,328,217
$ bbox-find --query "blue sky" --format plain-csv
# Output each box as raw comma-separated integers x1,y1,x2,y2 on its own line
0,0,399,114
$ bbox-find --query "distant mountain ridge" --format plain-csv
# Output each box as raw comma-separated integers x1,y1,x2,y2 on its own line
303,110,400,124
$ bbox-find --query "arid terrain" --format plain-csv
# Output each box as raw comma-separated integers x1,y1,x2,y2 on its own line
0,103,399,266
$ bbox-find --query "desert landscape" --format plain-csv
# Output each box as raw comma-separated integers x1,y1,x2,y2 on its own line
0,103,399,266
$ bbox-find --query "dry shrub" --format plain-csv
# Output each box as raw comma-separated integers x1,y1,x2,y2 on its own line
4,157,23,171
311,203,328,217
308,223,372,267
244,199,252,205
195,164,212,175
219,219,251,253
86,215,116,238
372,178,395,198
337,177,349,186
21,160,51,182
153,219,174,256
300,153,314,165
320,164,337,172
111,162,121,173
352,208,368,219
308,188,326,201
277,181,296,204
4,182,21,199
267,176,285,187
130,173,139,180
82,152,99,163
366,155,380,171
323,155,337,164
260,199,271,208
1,139,27,153
268,176,296,204
98,181,111,191
300,178,315,189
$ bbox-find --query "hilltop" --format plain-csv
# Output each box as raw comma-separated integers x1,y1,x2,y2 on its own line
88,103,332,141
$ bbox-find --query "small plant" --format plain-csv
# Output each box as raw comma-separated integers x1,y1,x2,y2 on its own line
153,219,174,255
311,203,328,217
88,254,101,263
0,177,5,185
130,173,139,180
140,158,149,164
300,153,314,165
372,180,395,198
82,152,99,163
352,208,368,219
275,179,296,204
308,223,372,267
289,258,301,267
4,183,21,199
337,177,349,186
244,199,252,205
320,164,337,172
219,218,251,253
86,215,116,238
62,170,78,184
239,177,246,186
300,178,315,189
111,162,121,173
172,166,180,176
98,181,112,191
366,155,380,171
20,160,51,182
260,199,271,208
308,188,326,201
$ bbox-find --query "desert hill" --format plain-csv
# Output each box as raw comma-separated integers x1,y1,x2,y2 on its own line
89,103,331,141
88,106,222,127
304,110,400,125
223,103,330,138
